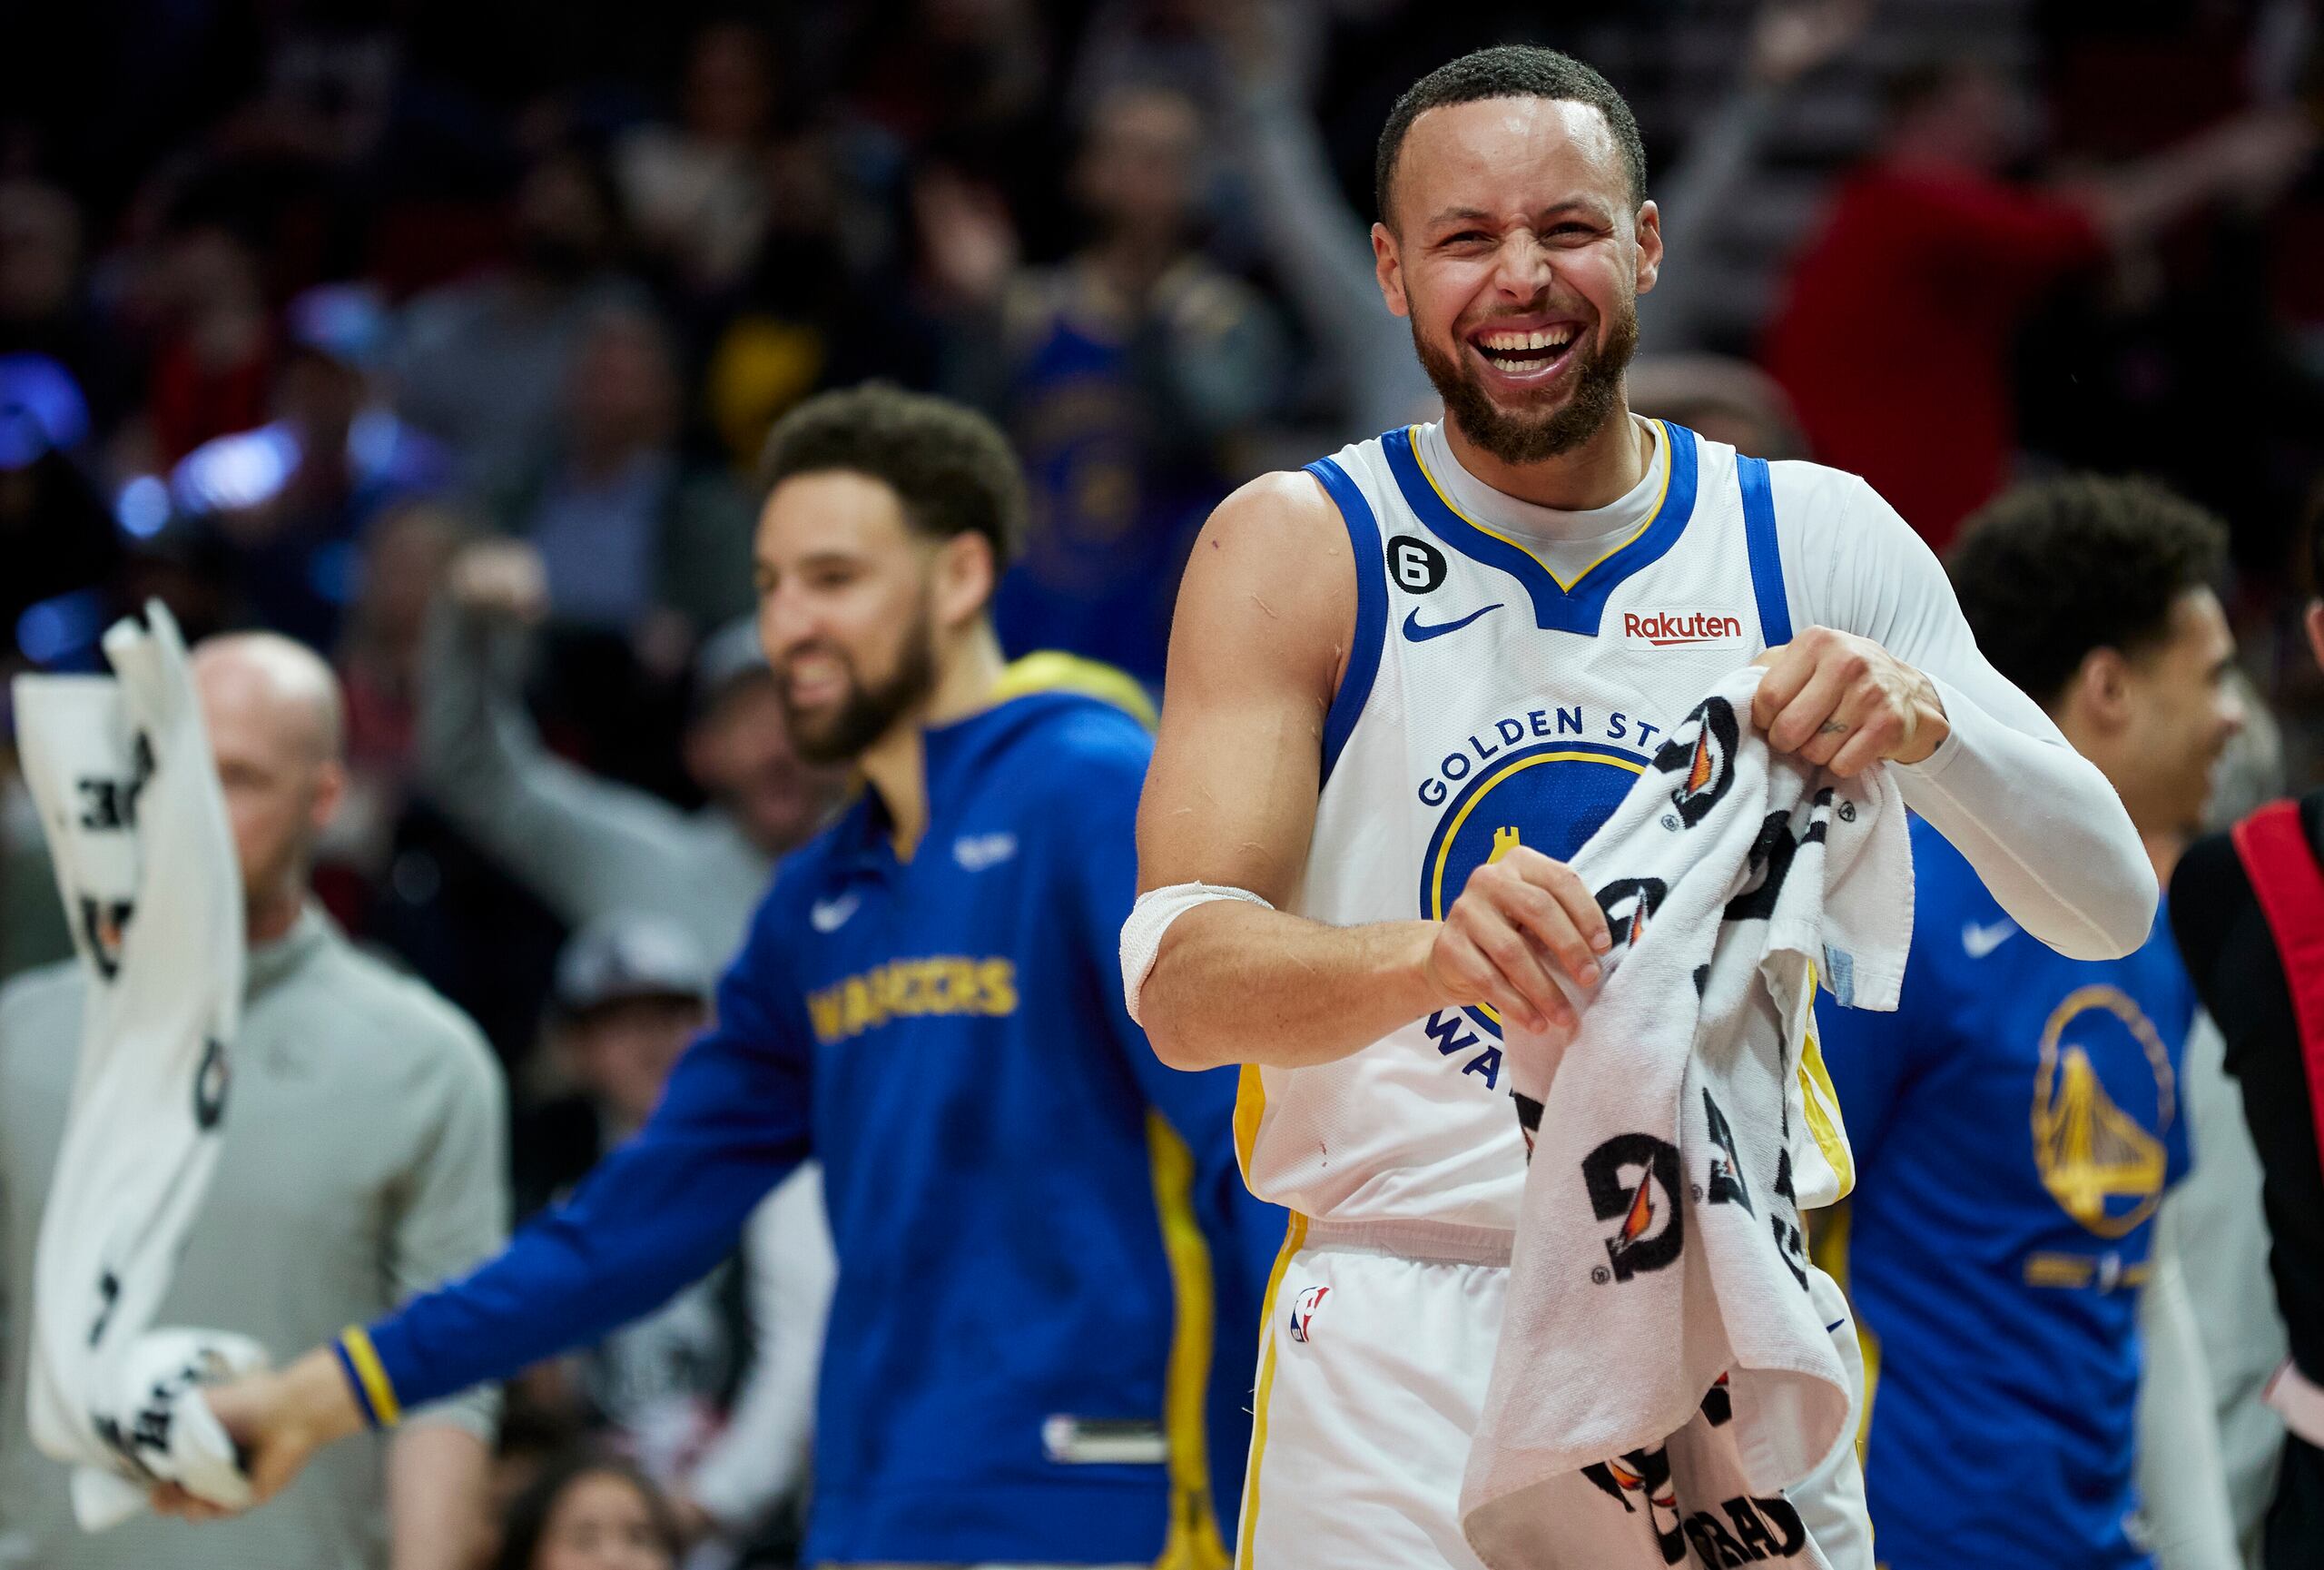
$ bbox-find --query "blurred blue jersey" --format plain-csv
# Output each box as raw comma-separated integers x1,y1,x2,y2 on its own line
351,681,1281,1565
1817,817,2192,1569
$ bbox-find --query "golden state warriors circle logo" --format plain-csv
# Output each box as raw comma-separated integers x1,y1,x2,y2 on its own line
1419,739,1645,1037
2032,985,2176,1239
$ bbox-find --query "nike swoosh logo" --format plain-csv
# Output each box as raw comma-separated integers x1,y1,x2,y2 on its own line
810,893,861,933
1403,604,1502,642
1961,918,2018,959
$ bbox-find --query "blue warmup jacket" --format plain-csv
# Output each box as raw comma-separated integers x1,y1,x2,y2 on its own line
344,684,1284,1565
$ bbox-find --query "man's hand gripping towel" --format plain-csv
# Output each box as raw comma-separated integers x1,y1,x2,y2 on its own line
1462,666,1911,1569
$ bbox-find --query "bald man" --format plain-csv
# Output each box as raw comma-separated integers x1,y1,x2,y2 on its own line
0,634,510,1570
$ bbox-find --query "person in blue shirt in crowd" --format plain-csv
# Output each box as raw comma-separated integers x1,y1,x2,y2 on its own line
163,384,1282,1569
1816,474,2247,1569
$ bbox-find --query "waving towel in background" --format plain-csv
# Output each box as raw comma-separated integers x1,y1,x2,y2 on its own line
1461,666,1912,1570
12,604,258,1530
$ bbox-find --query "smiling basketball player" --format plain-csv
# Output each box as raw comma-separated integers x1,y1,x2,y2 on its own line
1124,45,2158,1570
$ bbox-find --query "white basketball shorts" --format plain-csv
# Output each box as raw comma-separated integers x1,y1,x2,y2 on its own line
1233,1218,1873,1569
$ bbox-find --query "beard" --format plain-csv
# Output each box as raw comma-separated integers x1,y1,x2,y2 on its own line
778,613,939,766
1413,299,1640,465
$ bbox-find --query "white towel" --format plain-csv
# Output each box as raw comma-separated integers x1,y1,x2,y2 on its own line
1461,667,1911,1569
12,605,258,1529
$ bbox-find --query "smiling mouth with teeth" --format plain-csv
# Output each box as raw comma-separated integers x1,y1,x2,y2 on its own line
1472,324,1581,375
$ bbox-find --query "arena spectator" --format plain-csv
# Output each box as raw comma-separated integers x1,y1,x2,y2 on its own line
515,913,830,1561
615,22,784,301
1817,475,2245,1569
695,119,936,480
322,499,471,901
413,538,842,963
491,1453,680,1570
1634,0,1871,354
168,282,450,649
1766,59,2312,548
127,222,275,470
391,147,642,501
497,304,757,640
0,633,507,1570
929,84,1290,684
1206,0,1434,443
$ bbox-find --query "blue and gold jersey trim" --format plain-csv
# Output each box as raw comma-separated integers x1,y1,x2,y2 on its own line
1735,455,1792,647
1237,1211,1310,1569
1146,1111,1233,1570
335,1326,402,1429
1305,455,1388,787
1380,421,1701,635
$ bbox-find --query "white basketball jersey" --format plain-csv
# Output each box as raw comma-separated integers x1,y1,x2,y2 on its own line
1236,420,1854,1234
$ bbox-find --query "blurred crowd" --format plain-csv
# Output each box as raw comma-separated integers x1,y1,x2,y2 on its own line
4,0,2324,1565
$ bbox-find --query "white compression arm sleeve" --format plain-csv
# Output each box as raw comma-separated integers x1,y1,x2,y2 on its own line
1777,467,2157,959
1119,883,1275,1026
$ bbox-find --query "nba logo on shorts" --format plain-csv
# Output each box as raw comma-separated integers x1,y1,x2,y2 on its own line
1287,1285,1329,1343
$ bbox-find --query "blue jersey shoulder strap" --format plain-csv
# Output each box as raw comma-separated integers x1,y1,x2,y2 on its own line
1736,455,1792,647
1304,456,1386,786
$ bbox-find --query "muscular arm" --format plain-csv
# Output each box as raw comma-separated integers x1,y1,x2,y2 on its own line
1137,473,1606,1071
1137,473,1428,1071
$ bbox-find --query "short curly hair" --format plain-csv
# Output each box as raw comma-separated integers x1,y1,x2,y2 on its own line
759,383,1027,565
1375,46,1648,227
1947,474,2228,707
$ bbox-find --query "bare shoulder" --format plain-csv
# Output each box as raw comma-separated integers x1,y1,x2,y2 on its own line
1198,468,1347,553
1173,469,1356,679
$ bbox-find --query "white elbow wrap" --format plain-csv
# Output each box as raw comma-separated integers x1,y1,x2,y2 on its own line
1119,883,1274,1026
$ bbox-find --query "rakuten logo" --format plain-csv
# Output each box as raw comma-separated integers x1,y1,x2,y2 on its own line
1622,609,1745,647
